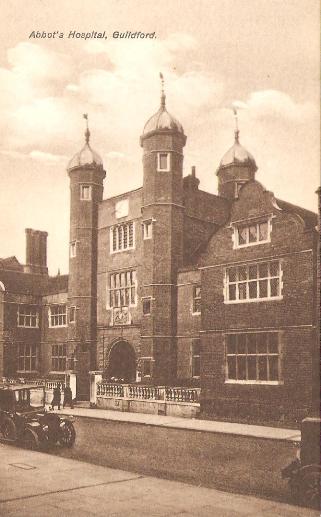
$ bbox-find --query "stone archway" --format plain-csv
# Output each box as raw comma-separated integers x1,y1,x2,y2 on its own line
108,340,136,382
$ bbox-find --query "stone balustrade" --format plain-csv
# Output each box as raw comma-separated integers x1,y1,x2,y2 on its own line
97,382,124,398
165,387,201,403
96,382,200,403
45,380,65,390
128,384,161,400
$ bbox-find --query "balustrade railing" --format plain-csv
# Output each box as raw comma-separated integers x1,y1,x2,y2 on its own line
45,380,65,390
165,387,200,403
1,377,64,390
97,383,124,397
128,385,160,400
96,382,200,403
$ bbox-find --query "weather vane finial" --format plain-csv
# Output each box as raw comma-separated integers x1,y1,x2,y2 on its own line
232,106,239,143
159,72,166,108
83,113,90,144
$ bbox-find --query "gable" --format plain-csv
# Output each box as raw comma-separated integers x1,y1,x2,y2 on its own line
198,180,316,266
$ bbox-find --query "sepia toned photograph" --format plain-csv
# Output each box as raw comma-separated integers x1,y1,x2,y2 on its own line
0,0,319,515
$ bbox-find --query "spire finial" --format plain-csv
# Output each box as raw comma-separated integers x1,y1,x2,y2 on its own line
83,113,90,144
159,72,166,109
232,107,239,143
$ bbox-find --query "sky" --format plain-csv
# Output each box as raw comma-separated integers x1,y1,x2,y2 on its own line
0,0,319,274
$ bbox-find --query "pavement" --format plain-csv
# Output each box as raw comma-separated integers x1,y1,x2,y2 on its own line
0,444,317,517
51,404,301,442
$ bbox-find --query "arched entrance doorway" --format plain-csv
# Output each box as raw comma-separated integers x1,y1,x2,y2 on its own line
108,341,136,382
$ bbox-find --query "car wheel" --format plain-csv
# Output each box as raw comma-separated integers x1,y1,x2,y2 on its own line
23,428,40,451
59,421,76,448
1,417,17,441
300,468,321,509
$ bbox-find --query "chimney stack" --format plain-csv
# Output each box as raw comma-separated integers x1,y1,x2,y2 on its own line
25,228,48,275
183,165,200,192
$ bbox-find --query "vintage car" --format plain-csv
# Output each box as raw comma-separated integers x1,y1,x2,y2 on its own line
282,417,320,509
0,383,76,449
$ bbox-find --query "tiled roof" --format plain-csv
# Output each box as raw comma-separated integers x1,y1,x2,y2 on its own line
276,199,317,229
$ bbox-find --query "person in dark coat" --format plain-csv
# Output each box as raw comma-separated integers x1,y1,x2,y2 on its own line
50,383,61,410
63,385,74,409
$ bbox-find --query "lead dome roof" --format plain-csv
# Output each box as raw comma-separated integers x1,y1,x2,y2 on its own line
67,124,103,170
218,131,257,172
142,88,184,136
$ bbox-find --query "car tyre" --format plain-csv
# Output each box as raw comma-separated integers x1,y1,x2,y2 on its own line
23,428,40,451
299,468,321,509
1,416,17,441
59,421,76,448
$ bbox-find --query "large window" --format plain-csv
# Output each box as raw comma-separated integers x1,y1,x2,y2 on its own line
226,332,280,383
192,285,201,314
18,344,38,372
51,344,67,371
110,222,134,253
108,270,137,308
234,220,270,248
192,339,200,377
49,305,67,327
225,261,282,303
17,305,39,328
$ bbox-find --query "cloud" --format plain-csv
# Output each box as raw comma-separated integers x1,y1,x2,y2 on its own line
7,42,72,85
234,90,316,122
106,151,125,159
0,148,67,163
0,34,223,158
29,150,67,162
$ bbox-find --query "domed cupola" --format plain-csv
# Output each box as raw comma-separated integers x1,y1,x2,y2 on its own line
68,114,103,171
217,108,257,200
141,73,185,144
219,131,257,172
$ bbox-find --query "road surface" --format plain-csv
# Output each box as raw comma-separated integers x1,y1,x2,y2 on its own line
0,444,317,517
51,415,298,504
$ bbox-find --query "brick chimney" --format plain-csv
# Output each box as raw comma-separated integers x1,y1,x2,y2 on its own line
25,228,48,275
183,165,200,192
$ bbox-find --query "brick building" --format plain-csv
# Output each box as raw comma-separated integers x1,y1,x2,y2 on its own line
0,85,318,423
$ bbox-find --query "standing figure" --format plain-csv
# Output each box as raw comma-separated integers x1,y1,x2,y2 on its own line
50,383,61,410
63,385,74,409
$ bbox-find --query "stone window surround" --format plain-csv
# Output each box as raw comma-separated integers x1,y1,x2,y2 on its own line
17,304,39,328
192,285,201,315
140,356,153,377
157,151,171,172
191,338,200,378
224,331,282,385
70,240,77,258
69,306,76,324
51,343,67,372
17,343,38,373
231,216,273,249
142,296,152,316
224,260,283,304
110,221,135,254
80,184,92,201
142,219,154,240
107,269,137,309
48,304,67,328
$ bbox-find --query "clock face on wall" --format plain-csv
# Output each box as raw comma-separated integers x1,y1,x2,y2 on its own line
115,199,129,219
